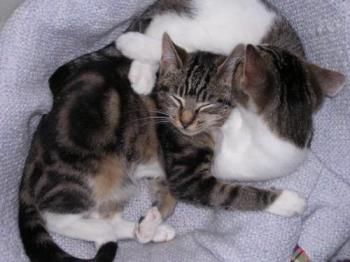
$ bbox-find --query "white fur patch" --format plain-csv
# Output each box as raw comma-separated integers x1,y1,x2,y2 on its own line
213,109,308,181
43,212,116,248
128,61,158,95
266,190,306,217
144,0,276,54
116,32,161,63
152,224,176,243
116,0,277,94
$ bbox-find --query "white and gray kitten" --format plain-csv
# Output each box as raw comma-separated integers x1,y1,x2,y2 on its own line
116,0,345,181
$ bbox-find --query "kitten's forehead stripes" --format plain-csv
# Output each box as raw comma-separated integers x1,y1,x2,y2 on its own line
179,54,215,101
196,69,212,101
180,55,199,97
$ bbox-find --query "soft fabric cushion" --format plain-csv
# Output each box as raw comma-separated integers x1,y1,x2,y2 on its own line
0,0,349,261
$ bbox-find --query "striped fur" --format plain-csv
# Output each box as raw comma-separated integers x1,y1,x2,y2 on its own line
157,124,281,210
125,0,193,34
154,36,287,211
230,44,345,147
19,45,176,262
19,41,310,262
117,0,342,149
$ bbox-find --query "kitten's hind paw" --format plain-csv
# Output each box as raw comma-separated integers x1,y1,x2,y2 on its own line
135,207,162,243
152,224,176,243
266,190,306,217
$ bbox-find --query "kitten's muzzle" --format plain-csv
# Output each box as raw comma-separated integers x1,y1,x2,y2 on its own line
180,110,195,129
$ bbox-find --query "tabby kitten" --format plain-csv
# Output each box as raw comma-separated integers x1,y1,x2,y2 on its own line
19,45,177,262
154,33,306,216
19,38,306,262
117,0,345,181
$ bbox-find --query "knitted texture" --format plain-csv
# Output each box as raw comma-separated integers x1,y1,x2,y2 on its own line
0,0,349,261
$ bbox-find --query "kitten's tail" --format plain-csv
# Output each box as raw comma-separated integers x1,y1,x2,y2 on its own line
18,198,117,262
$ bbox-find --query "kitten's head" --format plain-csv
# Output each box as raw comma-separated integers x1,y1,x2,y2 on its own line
232,44,345,111
155,33,243,136
231,44,345,147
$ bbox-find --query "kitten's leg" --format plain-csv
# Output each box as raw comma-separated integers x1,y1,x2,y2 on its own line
151,179,177,243
135,179,176,243
161,134,306,217
151,178,177,220
116,32,161,94
116,32,162,63
135,207,176,243
43,212,116,248
128,61,159,95
169,171,306,217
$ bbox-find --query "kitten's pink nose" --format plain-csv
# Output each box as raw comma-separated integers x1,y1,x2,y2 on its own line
180,110,194,128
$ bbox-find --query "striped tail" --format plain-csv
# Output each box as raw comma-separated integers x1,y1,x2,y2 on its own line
19,199,117,262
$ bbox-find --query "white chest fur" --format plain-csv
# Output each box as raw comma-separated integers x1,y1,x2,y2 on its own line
146,0,276,55
212,109,308,181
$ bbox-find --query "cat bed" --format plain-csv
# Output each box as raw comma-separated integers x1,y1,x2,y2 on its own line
0,0,349,261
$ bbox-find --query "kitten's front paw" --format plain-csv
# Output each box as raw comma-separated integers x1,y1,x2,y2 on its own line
152,224,176,243
266,190,306,217
135,207,162,243
129,61,157,95
116,32,145,60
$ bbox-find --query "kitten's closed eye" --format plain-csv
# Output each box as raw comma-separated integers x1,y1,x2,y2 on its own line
196,103,215,112
170,94,184,107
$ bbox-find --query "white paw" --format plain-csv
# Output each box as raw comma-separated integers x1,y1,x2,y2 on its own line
135,207,162,243
116,32,145,60
129,61,157,95
116,32,162,62
266,190,306,217
152,224,176,243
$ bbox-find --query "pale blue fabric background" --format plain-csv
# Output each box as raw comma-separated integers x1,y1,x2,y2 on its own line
0,0,349,261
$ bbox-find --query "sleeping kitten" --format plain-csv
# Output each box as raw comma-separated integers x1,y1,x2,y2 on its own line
154,34,305,216
116,0,345,180
19,38,306,262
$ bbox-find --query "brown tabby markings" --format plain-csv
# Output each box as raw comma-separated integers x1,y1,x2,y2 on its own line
93,154,125,200
151,179,177,219
135,97,160,162
18,49,176,262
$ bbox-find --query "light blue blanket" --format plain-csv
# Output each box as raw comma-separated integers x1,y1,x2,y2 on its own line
0,0,349,261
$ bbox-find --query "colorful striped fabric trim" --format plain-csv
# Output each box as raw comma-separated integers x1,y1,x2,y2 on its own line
292,245,310,262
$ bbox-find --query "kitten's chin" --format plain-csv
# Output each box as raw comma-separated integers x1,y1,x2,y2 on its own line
170,121,208,136
179,129,200,136
177,127,206,137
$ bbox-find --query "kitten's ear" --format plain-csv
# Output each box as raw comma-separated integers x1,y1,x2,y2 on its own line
217,44,245,86
307,63,346,97
160,33,187,74
241,45,268,89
